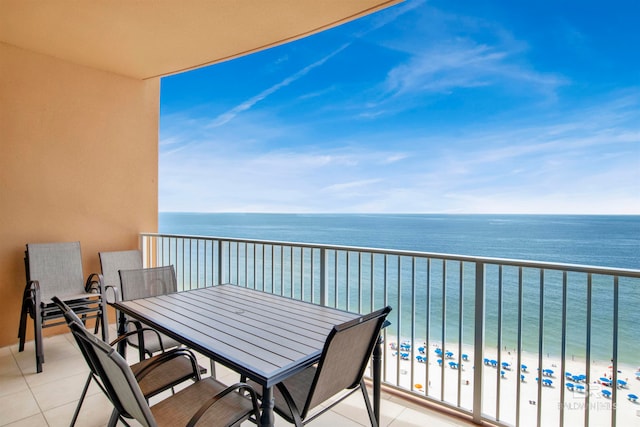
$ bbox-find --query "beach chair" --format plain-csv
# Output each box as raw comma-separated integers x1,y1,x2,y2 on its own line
52,296,202,426
115,265,183,359
56,297,261,427
18,242,109,373
246,306,391,426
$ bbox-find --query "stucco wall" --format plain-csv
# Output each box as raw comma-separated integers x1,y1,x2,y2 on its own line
0,43,159,347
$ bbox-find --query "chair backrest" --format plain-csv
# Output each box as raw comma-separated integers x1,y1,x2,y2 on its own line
53,296,156,427
118,266,177,301
99,250,143,288
303,306,392,416
26,242,85,303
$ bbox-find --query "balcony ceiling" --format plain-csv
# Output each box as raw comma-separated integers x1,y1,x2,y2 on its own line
0,0,400,80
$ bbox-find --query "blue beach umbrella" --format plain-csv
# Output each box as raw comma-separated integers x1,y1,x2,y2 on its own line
600,377,612,386
462,354,469,361
565,372,572,378
566,382,574,390
602,389,612,398
628,393,638,402
435,348,442,355
418,346,426,354
576,384,585,392
520,374,525,382
445,351,454,358
521,364,527,372
617,379,627,388
502,362,511,370
542,369,554,376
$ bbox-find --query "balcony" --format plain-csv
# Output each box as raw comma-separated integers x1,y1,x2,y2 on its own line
2,232,638,427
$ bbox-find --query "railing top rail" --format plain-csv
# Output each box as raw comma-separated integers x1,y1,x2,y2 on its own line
140,232,640,278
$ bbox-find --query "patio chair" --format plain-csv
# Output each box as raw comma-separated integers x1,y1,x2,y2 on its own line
116,265,183,358
52,296,202,426
99,249,143,292
55,297,261,427
248,305,391,427
18,241,109,373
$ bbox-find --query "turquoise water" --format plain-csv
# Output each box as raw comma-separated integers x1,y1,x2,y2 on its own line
159,213,640,364
160,213,639,269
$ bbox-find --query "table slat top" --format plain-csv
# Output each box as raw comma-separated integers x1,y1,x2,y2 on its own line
113,284,361,386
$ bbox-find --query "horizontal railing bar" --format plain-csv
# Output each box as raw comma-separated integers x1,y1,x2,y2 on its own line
141,233,640,278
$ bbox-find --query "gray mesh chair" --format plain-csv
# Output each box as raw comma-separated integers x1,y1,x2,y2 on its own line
248,306,391,426
52,296,202,426
18,241,109,373
99,249,143,291
56,297,261,427
116,266,183,357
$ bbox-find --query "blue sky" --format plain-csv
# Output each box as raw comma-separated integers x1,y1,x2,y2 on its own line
159,0,640,214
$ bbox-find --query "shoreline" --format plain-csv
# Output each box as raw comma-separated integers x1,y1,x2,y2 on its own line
382,334,640,426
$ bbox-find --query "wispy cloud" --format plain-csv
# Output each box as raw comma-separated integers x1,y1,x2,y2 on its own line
206,44,351,129
383,40,566,99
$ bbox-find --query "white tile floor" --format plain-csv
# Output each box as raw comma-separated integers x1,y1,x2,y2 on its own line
0,325,473,427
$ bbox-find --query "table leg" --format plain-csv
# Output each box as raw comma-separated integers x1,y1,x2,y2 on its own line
259,385,275,427
373,335,383,424
116,310,127,357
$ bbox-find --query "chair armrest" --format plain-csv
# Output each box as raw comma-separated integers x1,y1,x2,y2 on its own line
22,280,41,312
23,279,39,300
186,382,261,427
85,273,105,294
104,285,120,305
108,327,164,348
134,348,201,383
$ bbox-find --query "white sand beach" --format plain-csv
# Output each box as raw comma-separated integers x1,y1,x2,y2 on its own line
383,337,640,426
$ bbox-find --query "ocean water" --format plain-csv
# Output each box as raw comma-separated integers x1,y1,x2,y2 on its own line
159,213,640,364
160,213,639,269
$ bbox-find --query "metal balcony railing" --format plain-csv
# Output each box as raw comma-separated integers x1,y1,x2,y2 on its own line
140,233,640,427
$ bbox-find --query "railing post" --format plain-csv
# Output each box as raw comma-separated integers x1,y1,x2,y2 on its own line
320,248,327,307
472,261,485,424
216,240,223,285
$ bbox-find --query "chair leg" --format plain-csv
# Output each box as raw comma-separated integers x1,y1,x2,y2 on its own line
106,408,120,427
359,379,378,427
70,374,93,427
34,308,44,373
18,303,28,352
99,301,109,342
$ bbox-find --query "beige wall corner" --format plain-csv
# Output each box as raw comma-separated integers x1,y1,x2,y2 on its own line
0,42,159,347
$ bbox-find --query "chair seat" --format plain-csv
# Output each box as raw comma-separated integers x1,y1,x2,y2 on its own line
248,366,316,420
132,351,200,398
151,377,256,427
